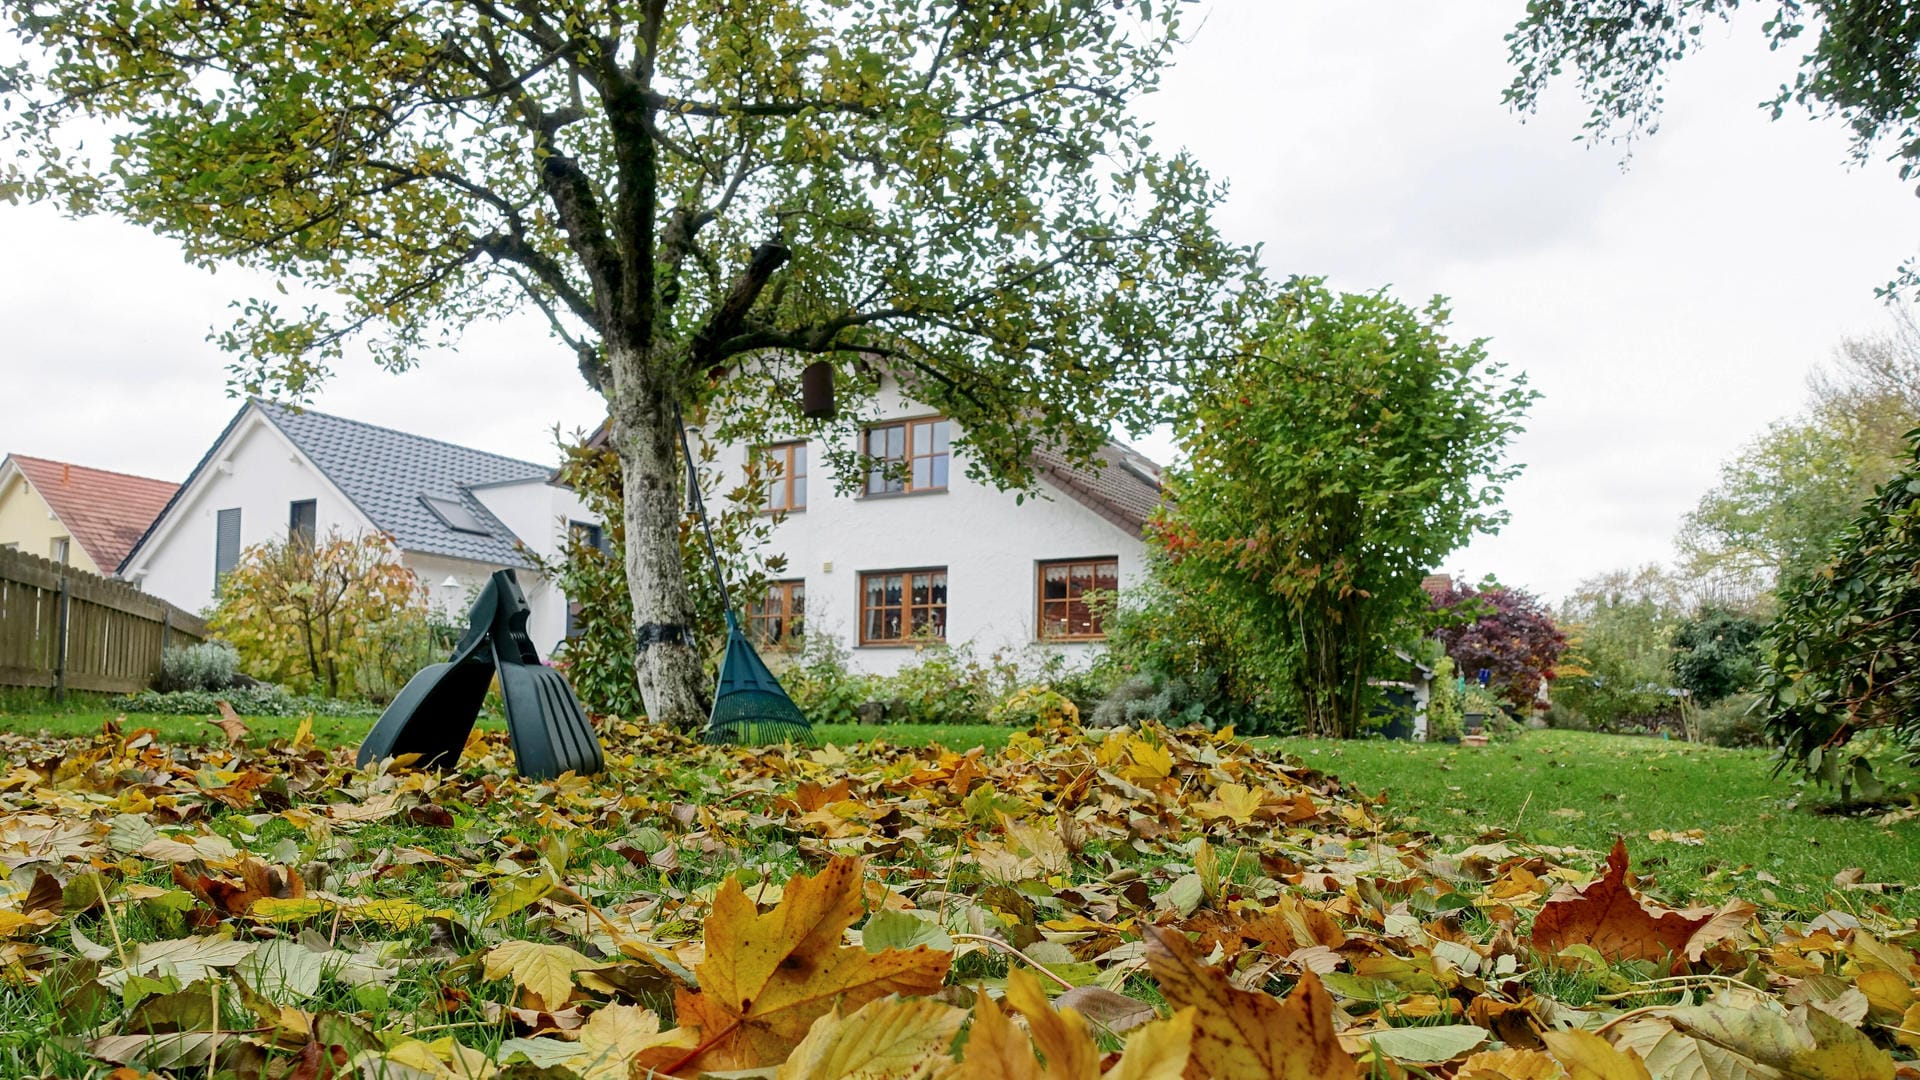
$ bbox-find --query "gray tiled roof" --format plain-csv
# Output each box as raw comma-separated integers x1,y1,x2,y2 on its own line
1031,440,1166,535
257,401,549,566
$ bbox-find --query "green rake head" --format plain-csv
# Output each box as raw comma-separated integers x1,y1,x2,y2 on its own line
703,616,815,746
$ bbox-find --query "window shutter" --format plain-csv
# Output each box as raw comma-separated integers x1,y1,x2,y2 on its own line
215,508,242,593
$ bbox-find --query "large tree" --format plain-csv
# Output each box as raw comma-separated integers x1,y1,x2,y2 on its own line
1505,1,1920,295
0,0,1246,726
1156,280,1536,738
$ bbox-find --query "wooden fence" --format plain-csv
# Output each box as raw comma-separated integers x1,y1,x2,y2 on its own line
0,546,208,698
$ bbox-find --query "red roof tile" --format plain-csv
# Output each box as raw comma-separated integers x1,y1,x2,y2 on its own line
7,455,179,573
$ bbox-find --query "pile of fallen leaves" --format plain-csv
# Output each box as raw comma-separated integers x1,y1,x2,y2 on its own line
0,716,1916,1079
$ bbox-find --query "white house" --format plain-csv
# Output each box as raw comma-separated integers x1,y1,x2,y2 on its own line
119,400,594,652
680,378,1164,675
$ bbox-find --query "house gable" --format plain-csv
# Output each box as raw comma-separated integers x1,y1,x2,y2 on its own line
1,454,177,575
119,402,381,607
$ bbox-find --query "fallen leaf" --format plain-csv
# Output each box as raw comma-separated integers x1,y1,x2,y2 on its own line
1667,996,1896,1080
1052,986,1159,1035
1530,839,1711,965
1458,1047,1567,1079
1352,1023,1489,1064
1143,925,1358,1080
1540,1028,1654,1080
664,856,951,1073
483,940,595,1011
209,701,250,744
777,995,964,1080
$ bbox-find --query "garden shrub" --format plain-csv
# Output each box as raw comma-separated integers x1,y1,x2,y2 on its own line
1091,566,1292,733
873,645,992,726
1697,693,1768,749
781,636,875,725
1760,431,1920,790
1670,606,1765,704
207,530,429,699
1543,703,1594,732
156,641,241,693
1424,656,1464,741
987,686,1079,727
1088,671,1220,730
121,685,380,718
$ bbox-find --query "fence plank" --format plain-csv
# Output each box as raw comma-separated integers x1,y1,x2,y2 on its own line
0,546,205,698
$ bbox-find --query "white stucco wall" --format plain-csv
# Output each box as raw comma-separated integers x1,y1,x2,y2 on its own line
125,410,365,615
470,478,595,562
699,381,1151,676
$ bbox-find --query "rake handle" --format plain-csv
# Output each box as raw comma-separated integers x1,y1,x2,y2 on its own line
676,409,735,620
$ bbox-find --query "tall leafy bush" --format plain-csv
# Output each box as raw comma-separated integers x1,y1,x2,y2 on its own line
1156,280,1535,737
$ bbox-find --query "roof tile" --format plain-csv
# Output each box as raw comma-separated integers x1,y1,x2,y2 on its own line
256,401,550,566
8,455,178,571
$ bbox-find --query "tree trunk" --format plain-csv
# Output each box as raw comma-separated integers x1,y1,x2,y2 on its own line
609,360,710,729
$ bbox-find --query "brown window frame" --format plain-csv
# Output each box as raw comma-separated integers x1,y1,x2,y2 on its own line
861,416,951,497
1036,557,1119,642
858,567,949,646
754,441,807,513
748,578,806,649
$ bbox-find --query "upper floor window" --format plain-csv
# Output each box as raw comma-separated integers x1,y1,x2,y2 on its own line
214,508,241,595
756,442,807,512
289,499,316,547
50,536,70,565
863,417,950,496
570,519,609,553
1038,557,1118,641
749,579,806,649
861,568,947,645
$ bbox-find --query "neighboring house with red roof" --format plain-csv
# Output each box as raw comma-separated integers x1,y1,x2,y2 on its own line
589,373,1166,674
0,454,179,576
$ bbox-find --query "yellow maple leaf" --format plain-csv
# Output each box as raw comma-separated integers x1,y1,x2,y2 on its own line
1458,1047,1567,1079
483,939,594,1011
570,1004,695,1080
936,986,1043,1080
1103,1008,1195,1080
1191,783,1264,825
662,856,951,1074
948,968,1195,1080
1143,925,1358,1080
0,909,59,937
1121,738,1173,784
1539,1029,1652,1080
776,995,964,1080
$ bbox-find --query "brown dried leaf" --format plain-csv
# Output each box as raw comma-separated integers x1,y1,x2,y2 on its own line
1530,840,1711,964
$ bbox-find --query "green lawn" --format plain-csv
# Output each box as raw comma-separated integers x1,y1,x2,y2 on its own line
0,706,1013,753
1272,729,1920,916
2,705,1905,915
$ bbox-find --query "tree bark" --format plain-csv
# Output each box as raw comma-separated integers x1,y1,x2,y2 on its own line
609,347,709,728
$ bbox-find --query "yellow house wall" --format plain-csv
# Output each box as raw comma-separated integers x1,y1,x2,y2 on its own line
0,471,103,575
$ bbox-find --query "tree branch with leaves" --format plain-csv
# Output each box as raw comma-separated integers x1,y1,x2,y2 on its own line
2,0,1252,726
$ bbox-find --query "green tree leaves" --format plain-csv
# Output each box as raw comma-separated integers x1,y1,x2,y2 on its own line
2,0,1253,725
1156,279,1536,738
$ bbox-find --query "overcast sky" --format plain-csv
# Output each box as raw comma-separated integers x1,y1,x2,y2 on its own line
2,3,1913,603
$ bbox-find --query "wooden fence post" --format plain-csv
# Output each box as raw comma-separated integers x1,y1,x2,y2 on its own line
53,576,70,704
